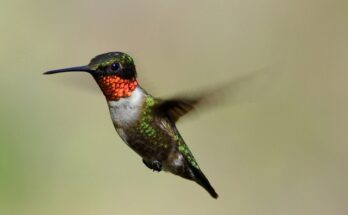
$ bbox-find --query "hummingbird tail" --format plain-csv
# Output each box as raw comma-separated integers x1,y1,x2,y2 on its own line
189,164,218,199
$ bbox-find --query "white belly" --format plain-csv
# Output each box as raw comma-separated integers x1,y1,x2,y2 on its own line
107,87,145,127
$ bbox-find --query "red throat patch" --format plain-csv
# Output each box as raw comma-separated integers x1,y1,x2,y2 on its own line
97,76,138,100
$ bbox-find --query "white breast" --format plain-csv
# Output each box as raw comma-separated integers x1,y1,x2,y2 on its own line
107,87,145,127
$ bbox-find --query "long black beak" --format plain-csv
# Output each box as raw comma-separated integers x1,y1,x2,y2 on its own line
43,65,95,75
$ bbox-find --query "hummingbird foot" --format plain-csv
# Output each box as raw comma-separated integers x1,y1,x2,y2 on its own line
142,159,162,172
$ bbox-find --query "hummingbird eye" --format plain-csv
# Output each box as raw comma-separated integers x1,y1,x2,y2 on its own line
111,63,120,71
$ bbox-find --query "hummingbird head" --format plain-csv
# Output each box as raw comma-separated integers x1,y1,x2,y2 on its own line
44,52,138,100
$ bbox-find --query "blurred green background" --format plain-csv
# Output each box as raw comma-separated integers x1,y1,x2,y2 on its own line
1,0,347,214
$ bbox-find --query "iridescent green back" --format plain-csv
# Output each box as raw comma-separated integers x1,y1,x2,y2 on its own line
137,96,200,170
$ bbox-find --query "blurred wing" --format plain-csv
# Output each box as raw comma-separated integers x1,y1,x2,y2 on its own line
155,97,202,122
155,67,272,122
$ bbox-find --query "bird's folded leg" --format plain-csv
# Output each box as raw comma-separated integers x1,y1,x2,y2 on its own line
142,159,162,172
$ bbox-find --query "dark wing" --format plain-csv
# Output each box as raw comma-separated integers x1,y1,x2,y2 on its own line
155,67,273,122
154,97,202,122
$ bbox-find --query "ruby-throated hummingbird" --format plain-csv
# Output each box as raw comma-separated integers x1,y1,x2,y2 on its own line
44,52,218,198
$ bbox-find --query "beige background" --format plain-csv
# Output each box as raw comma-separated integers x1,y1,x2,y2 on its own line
1,0,347,214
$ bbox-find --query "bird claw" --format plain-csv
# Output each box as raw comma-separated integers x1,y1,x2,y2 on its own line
143,159,162,172
151,160,162,172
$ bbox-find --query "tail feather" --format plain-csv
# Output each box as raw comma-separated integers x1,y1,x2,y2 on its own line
189,164,218,199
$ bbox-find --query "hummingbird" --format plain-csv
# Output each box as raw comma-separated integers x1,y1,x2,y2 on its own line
44,52,218,198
